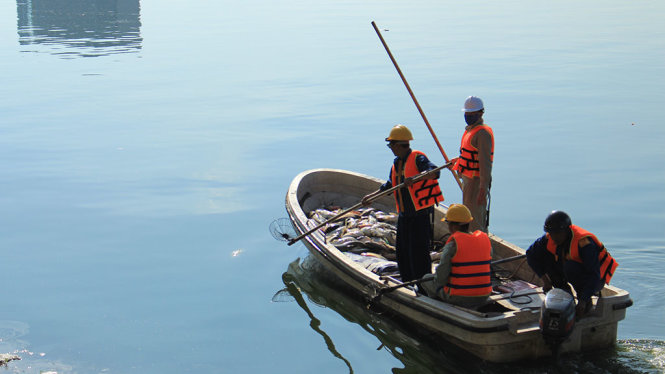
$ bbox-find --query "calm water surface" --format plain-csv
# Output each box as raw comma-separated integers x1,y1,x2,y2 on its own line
1,1,664,373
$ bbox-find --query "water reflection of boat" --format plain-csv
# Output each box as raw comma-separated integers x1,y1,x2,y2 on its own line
278,257,476,374
275,259,353,373
284,168,632,363
279,257,662,374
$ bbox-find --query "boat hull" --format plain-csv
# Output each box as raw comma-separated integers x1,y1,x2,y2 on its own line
285,168,631,363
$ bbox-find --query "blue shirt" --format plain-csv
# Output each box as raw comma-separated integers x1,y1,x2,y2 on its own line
526,233,603,301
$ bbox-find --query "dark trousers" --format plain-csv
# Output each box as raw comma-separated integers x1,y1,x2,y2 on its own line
540,254,574,295
395,210,433,282
544,252,603,300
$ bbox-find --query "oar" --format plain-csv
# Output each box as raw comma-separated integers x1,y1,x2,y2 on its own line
287,162,451,246
490,254,526,266
371,21,463,192
367,276,435,303
369,254,528,300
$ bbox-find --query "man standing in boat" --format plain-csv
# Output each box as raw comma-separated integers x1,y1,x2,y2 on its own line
450,96,494,233
362,124,443,284
421,204,493,307
526,211,619,318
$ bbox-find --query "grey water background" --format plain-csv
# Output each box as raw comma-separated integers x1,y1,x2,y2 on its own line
1,0,664,373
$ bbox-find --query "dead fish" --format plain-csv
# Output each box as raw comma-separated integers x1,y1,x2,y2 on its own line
342,228,362,238
358,226,396,245
373,222,396,231
323,221,344,233
344,252,398,274
360,252,387,260
339,210,364,220
360,208,376,216
330,236,363,250
312,208,340,220
358,236,395,253
344,217,359,229
357,215,378,228
375,212,398,224
321,207,400,252
326,226,346,241
366,260,399,274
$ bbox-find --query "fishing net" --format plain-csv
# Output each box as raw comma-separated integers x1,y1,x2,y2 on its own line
269,218,297,242
271,287,295,303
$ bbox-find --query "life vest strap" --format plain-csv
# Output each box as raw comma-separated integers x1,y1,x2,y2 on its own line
446,282,493,289
599,251,609,266
451,259,491,267
416,185,443,206
600,256,616,284
450,271,492,278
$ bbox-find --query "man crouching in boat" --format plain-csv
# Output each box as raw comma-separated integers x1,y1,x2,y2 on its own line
526,211,619,319
361,124,443,285
421,204,493,307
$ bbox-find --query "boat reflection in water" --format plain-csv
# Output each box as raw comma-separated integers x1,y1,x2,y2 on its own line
277,256,659,374
16,0,142,58
276,256,477,374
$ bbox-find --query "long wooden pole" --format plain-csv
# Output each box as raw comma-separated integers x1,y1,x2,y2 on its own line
371,21,463,191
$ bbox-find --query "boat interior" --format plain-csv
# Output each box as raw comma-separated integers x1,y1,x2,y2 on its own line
299,190,610,318
292,169,625,321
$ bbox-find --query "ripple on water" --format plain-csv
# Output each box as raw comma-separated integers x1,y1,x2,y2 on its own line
616,339,665,373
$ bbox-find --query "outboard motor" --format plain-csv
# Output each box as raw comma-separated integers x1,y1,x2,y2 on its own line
539,288,576,356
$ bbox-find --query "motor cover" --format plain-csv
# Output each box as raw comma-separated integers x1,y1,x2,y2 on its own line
539,288,576,340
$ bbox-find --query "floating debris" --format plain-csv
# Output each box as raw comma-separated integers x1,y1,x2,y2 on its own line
0,353,20,366
231,249,243,257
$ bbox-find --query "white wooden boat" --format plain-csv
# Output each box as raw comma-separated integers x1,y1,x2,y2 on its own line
284,168,632,363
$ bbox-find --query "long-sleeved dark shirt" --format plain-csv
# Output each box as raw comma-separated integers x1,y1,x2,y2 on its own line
379,149,440,216
526,233,603,301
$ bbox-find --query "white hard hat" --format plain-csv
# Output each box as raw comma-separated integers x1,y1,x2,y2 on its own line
462,96,484,112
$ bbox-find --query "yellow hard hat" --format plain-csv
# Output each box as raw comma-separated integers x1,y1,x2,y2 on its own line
385,124,413,141
443,204,473,224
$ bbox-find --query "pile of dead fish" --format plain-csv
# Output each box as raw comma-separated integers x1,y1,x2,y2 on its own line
307,207,398,261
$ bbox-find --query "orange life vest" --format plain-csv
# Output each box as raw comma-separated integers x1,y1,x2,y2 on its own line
443,231,493,297
545,225,618,285
390,150,444,213
454,125,494,178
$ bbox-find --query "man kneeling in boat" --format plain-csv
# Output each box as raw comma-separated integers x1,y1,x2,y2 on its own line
421,204,492,307
526,210,619,319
